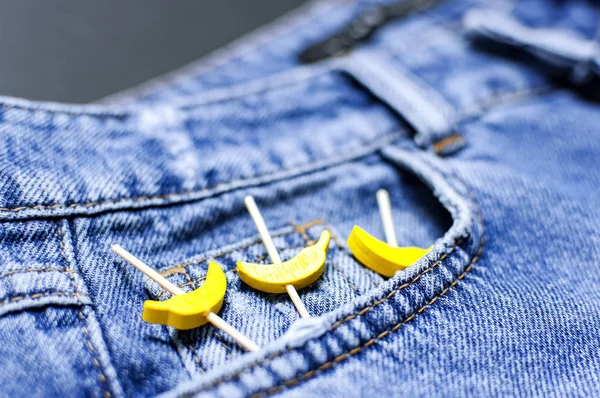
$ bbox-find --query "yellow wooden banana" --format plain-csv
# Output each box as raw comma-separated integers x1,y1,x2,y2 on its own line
237,230,330,293
142,261,226,330
347,226,431,277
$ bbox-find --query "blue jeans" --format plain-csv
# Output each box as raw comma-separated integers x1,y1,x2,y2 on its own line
1,0,599,396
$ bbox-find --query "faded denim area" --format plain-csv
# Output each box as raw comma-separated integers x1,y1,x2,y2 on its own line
0,0,599,397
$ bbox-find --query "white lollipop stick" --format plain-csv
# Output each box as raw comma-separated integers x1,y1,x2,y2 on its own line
376,189,398,247
112,244,259,352
244,195,311,318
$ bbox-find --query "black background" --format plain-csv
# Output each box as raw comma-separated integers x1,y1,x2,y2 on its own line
0,1,305,103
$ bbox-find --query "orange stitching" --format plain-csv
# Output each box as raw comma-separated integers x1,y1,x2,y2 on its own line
252,253,270,263
57,226,81,301
0,82,553,217
254,182,488,397
0,267,80,279
198,234,468,392
258,235,485,397
0,291,80,307
432,133,465,154
161,265,188,277
0,134,398,214
182,267,194,289
58,221,111,395
214,332,234,361
80,310,111,392
293,219,325,242
187,344,206,373
327,238,464,330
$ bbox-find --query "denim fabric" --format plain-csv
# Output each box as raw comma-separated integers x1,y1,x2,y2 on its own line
1,0,599,397
465,7,600,84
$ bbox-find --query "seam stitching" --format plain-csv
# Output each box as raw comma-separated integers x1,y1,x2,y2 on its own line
214,332,234,361
57,226,81,301
0,82,554,216
58,221,111,397
0,292,81,307
0,134,396,214
0,267,80,279
254,166,487,397
260,230,485,397
196,235,468,392
187,344,206,373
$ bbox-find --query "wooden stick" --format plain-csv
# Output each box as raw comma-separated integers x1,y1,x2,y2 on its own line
285,284,310,318
206,312,259,352
112,244,184,296
376,189,398,247
244,195,311,318
112,244,259,351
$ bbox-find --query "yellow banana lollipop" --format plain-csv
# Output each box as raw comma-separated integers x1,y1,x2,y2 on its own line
142,261,226,329
238,230,330,293
238,196,331,318
348,189,431,277
112,245,258,351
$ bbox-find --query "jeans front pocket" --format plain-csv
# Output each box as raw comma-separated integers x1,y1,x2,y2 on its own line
0,219,121,397
143,219,382,375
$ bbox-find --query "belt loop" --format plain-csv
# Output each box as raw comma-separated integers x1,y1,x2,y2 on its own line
338,49,459,150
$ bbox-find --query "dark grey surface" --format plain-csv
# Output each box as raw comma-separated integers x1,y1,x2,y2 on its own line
0,1,305,103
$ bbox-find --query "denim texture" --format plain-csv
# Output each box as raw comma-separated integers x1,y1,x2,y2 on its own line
0,0,599,397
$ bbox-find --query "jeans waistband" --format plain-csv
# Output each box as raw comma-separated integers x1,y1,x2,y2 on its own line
0,0,559,221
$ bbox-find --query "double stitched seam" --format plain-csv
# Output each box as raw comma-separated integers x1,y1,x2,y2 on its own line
0,292,80,307
196,233,469,392
0,133,398,214
256,168,487,396
0,83,554,216
214,332,234,361
58,222,112,398
187,344,206,373
260,223,485,396
0,267,80,279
